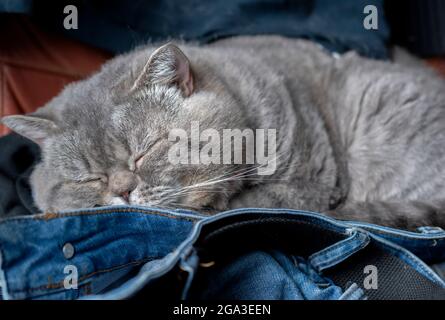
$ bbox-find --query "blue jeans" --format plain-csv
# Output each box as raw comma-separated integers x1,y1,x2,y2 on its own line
0,206,444,300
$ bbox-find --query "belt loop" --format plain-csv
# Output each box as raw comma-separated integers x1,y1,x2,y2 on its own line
309,228,370,273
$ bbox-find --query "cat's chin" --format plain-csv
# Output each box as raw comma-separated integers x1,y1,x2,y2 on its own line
107,197,129,206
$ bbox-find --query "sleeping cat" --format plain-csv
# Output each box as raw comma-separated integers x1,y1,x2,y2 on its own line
2,36,445,230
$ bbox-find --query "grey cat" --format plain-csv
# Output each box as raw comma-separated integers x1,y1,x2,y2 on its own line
3,36,445,230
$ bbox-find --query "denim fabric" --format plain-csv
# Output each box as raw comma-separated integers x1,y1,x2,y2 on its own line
186,250,348,300
0,207,444,300
0,207,201,299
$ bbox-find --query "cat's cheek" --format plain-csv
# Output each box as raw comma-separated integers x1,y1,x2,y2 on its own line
184,191,227,212
128,188,149,206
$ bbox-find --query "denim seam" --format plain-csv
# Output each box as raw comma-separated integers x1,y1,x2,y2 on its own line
310,232,358,262
13,280,92,300
225,209,445,240
36,209,199,221
358,228,445,241
310,231,362,265
208,210,445,246
0,244,10,300
310,231,370,271
0,209,199,225
179,249,199,300
6,257,155,295
217,209,445,241
347,222,445,240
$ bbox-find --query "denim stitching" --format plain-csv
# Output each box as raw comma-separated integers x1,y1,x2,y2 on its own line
0,208,199,224
309,230,360,264
359,227,445,241
310,231,370,271
37,208,199,221
7,257,155,294
0,243,9,300
310,232,358,263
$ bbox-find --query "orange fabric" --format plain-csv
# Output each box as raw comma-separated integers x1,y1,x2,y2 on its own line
0,15,111,136
427,58,445,77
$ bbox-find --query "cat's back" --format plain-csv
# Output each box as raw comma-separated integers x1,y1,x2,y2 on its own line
208,35,333,75
328,50,445,202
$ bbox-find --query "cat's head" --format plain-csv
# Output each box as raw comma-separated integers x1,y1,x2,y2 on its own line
1,43,248,212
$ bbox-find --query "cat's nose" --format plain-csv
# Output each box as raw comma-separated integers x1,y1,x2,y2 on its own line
109,170,137,202
120,190,131,203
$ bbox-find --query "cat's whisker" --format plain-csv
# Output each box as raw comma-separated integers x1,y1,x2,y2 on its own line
168,202,203,211
155,151,294,207
158,155,295,205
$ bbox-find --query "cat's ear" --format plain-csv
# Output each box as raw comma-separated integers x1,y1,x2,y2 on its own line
133,43,194,96
1,115,58,145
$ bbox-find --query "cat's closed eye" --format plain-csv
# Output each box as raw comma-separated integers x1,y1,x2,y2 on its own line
77,175,108,184
128,153,146,172
135,154,146,170
131,139,162,171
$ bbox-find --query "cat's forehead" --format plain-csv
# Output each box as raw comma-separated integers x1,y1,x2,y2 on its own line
43,127,128,179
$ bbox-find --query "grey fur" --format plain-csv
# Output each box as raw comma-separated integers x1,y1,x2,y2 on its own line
2,36,445,230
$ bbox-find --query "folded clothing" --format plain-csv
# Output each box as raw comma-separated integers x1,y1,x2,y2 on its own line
0,207,444,300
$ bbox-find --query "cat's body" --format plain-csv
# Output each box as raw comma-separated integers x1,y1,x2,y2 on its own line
3,36,445,229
